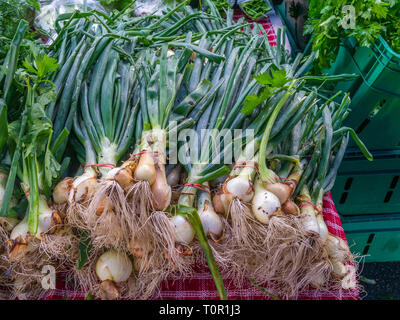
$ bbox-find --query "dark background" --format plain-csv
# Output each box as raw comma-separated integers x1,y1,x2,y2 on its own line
360,262,400,300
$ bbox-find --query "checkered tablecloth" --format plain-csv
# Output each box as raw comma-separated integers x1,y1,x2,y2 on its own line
233,9,277,47
44,193,359,300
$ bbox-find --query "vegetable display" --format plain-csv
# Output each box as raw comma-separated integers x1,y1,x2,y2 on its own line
0,0,372,300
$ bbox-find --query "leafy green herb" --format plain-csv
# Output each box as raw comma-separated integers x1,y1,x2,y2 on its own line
242,69,290,115
1,43,60,231
0,0,40,61
305,0,400,71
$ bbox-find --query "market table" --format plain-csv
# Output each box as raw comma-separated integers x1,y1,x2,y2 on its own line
44,193,359,300
41,9,358,301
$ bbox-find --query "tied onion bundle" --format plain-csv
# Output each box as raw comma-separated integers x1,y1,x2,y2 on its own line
51,3,230,299
49,10,142,299
0,34,76,298
209,33,372,297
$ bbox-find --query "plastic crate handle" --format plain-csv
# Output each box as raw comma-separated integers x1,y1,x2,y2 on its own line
344,44,400,99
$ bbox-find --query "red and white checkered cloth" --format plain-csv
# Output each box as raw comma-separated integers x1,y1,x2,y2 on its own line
44,193,358,300
233,9,277,47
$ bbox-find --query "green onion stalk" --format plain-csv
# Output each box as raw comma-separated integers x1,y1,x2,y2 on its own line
42,17,138,301
48,16,142,299
2,48,77,298
50,19,139,248
126,14,259,297
52,3,232,300
292,96,373,294
210,44,364,296
0,22,79,299
167,58,246,300
210,36,313,223
70,49,138,251
0,154,19,243
0,20,29,219
210,89,318,291
160,23,275,299
244,92,372,299
121,40,228,299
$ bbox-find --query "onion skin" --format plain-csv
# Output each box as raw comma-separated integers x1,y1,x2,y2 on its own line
331,260,348,279
198,198,223,242
326,234,351,262
99,280,120,300
10,221,30,241
212,190,226,214
38,198,62,237
151,164,172,211
72,176,98,203
96,197,114,216
53,177,73,204
10,197,61,241
175,243,193,256
212,185,234,215
95,250,133,283
167,165,181,187
114,167,134,191
325,234,352,279
316,214,329,243
179,170,188,186
170,215,195,245
225,176,254,203
134,151,156,184
252,180,281,224
265,182,292,205
8,236,29,260
49,210,62,233
0,217,19,233
128,237,144,258
298,203,320,235
281,199,300,215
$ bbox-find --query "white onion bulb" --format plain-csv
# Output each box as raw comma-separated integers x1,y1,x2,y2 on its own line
252,180,281,224
170,215,195,244
96,250,133,283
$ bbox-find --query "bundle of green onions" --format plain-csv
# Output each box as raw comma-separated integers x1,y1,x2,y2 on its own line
0,31,76,298
210,56,372,298
0,1,372,301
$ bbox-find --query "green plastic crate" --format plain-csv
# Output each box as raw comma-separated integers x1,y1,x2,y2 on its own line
345,83,400,150
326,38,372,96
331,149,400,216
342,214,400,262
327,36,400,149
